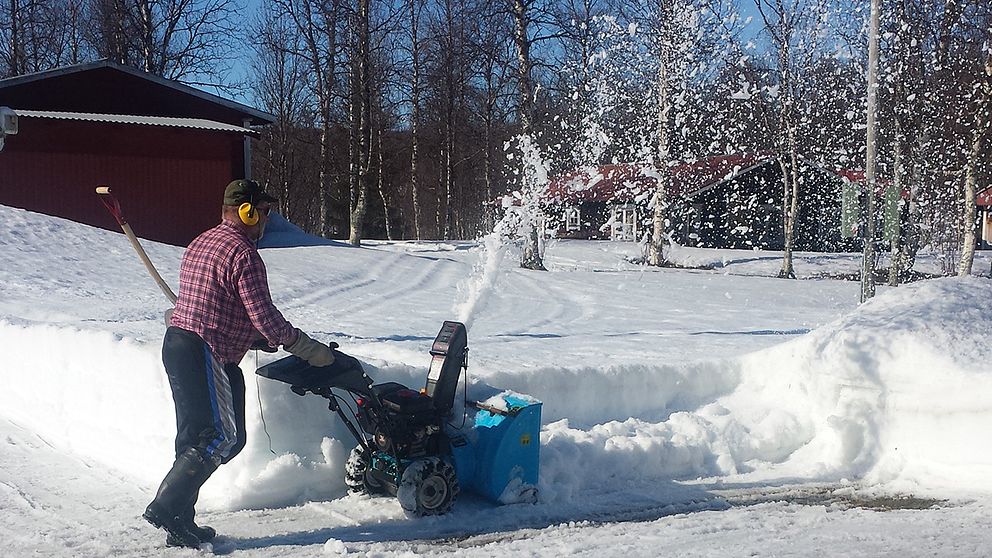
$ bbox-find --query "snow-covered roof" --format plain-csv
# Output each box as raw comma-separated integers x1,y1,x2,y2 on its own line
546,154,777,204
13,109,258,135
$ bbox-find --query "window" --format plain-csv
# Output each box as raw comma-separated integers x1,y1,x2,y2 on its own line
564,206,581,231
610,204,638,241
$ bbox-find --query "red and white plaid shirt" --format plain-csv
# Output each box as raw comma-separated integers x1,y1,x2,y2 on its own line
170,219,298,364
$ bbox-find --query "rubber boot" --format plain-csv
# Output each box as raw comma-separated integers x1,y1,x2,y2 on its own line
143,448,218,549
166,491,216,547
184,490,217,542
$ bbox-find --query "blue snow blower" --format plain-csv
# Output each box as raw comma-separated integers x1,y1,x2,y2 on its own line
255,321,541,515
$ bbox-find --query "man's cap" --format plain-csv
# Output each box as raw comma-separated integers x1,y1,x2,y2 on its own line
223,179,277,206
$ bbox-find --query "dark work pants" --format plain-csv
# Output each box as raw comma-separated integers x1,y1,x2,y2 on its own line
162,327,246,465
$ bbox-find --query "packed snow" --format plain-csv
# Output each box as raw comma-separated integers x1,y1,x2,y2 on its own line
1,202,991,556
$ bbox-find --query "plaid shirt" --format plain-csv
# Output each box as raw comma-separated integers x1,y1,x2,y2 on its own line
170,219,298,364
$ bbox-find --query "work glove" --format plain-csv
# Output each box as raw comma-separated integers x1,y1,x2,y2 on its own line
285,330,335,367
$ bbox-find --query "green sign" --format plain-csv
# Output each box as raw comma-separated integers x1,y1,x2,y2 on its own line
841,181,860,239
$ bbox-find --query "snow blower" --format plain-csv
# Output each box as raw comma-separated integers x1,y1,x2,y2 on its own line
255,321,542,516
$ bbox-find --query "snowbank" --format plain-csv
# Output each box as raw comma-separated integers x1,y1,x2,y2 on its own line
2,276,988,511
521,277,992,501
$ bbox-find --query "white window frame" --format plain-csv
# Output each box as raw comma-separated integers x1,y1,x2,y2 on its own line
564,206,581,231
610,204,638,241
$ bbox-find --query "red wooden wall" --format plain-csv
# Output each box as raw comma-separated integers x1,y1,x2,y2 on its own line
0,117,245,246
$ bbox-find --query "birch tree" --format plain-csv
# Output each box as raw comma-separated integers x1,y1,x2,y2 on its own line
345,0,373,246
510,0,547,270
754,0,830,279
861,0,880,300
406,0,425,239
955,3,992,276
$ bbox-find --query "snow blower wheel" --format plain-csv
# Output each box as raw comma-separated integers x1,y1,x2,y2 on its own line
398,457,459,516
344,444,384,494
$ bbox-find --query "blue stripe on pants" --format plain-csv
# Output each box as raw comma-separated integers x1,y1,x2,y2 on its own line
203,345,237,459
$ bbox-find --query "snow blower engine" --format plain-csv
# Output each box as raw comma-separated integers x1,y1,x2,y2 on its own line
255,321,541,516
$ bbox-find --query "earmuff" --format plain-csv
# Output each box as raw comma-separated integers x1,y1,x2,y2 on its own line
238,202,259,226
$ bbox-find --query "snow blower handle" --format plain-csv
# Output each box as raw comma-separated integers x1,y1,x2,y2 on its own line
95,185,178,305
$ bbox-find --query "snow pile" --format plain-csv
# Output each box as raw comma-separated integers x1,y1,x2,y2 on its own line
523,277,992,501
256,212,346,248
730,277,992,494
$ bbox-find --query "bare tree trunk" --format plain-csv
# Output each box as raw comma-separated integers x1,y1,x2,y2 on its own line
377,129,393,240
778,138,799,279
348,0,371,246
957,48,992,276
511,0,534,132
441,0,456,240
776,48,798,280
958,131,979,276
408,0,423,239
761,4,799,280
888,122,904,286
136,0,155,73
319,121,333,236
861,0,880,300
8,0,20,76
512,0,545,270
648,35,670,267
436,145,444,237
483,113,494,232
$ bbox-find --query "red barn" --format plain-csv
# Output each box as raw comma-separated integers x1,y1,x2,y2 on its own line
0,60,275,246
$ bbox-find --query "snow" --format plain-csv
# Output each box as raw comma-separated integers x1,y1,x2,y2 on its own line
1,202,991,556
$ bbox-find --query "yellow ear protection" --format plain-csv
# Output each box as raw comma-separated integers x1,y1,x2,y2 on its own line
238,201,259,226
237,186,259,226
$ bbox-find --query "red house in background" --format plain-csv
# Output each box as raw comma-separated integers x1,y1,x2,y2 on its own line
0,60,275,246
544,154,901,251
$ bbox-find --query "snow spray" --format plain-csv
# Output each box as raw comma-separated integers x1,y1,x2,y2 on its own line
452,135,551,330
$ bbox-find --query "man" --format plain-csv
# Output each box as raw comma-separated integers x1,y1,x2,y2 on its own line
143,179,335,548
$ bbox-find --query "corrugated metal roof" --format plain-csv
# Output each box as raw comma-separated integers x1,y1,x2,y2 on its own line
14,109,258,135
0,60,275,125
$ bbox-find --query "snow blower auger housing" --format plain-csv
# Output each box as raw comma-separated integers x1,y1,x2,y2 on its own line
255,321,541,516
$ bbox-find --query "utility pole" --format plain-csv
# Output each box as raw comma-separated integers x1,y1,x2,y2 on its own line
861,0,881,302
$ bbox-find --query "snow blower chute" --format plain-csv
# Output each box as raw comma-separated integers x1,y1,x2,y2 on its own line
255,321,541,516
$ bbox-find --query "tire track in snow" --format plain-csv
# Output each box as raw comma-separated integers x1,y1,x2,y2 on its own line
477,270,577,338
330,256,449,316
278,250,404,312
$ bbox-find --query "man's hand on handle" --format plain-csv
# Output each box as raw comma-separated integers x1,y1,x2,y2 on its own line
285,330,335,367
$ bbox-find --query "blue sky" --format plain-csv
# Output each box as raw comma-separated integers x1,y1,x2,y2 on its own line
225,0,767,107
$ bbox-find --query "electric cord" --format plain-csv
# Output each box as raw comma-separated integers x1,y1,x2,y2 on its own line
254,349,277,455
